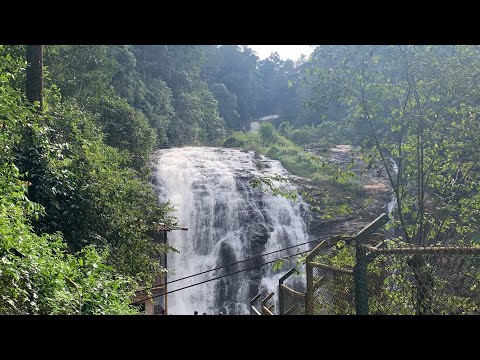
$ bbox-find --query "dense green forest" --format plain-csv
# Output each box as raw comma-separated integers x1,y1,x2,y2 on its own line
1,44,309,314
1,45,480,314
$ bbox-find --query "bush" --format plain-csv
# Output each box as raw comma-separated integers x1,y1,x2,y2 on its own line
223,131,262,150
0,163,139,315
259,122,278,145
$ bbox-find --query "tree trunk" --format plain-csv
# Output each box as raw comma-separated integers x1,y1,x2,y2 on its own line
26,45,43,112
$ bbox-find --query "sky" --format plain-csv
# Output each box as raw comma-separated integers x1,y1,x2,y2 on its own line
247,45,315,61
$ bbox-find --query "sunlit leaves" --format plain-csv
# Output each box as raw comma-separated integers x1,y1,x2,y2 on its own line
304,45,480,244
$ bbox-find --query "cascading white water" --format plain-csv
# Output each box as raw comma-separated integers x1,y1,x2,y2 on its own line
152,147,308,315
388,158,399,214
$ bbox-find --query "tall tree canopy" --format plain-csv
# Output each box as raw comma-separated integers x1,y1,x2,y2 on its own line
302,45,480,245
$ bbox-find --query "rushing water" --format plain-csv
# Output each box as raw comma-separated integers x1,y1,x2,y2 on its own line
152,147,308,315
387,158,399,214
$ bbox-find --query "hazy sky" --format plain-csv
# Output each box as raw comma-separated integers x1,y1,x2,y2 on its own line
247,45,315,61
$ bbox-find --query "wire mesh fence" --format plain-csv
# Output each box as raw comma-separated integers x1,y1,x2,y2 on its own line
250,292,275,315
309,262,355,315
303,213,479,315
365,245,480,315
305,237,356,314
279,268,305,315
279,284,305,315
254,213,480,315
305,241,480,315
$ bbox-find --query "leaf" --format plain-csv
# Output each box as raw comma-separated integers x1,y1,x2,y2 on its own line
273,259,285,272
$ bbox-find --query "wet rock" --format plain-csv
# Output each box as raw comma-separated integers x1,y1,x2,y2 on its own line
278,208,291,226
218,306,228,315
192,182,207,190
255,160,265,170
218,241,237,268
213,203,227,228
250,224,270,253
223,137,237,148
289,144,396,241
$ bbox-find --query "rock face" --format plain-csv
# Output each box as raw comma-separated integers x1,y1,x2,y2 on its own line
293,144,394,239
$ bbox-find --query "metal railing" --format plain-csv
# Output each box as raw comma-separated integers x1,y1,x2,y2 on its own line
253,212,480,315
279,268,305,315
250,293,262,315
261,292,275,315
306,213,480,314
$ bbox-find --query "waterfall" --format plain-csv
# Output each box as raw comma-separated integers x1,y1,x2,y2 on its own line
387,158,398,214
250,121,260,132
152,147,308,315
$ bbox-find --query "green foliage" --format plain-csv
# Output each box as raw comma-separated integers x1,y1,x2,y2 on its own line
45,45,227,148
205,45,261,129
315,241,355,268
223,131,262,150
312,239,480,314
90,96,157,169
250,175,298,202
278,122,293,137
0,45,183,313
0,159,139,314
272,259,286,272
15,99,176,280
285,123,347,147
304,45,480,244
44,45,117,102
259,122,278,145
209,83,240,133
169,87,225,146
224,124,363,219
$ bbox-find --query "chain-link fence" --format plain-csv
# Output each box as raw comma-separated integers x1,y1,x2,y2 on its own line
309,262,355,314
304,214,480,315
279,268,305,315
366,245,480,315
305,242,480,315
305,238,356,315
254,213,480,315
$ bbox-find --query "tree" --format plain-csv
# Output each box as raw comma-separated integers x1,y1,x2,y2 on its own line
205,45,261,129
0,45,142,314
305,45,480,245
26,45,43,111
209,83,240,132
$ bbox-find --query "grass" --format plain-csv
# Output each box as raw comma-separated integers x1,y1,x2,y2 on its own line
223,123,365,199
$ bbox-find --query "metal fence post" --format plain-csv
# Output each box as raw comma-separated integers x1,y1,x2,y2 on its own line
250,293,261,315
354,213,389,315
304,239,329,315
305,252,315,315
261,292,275,315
